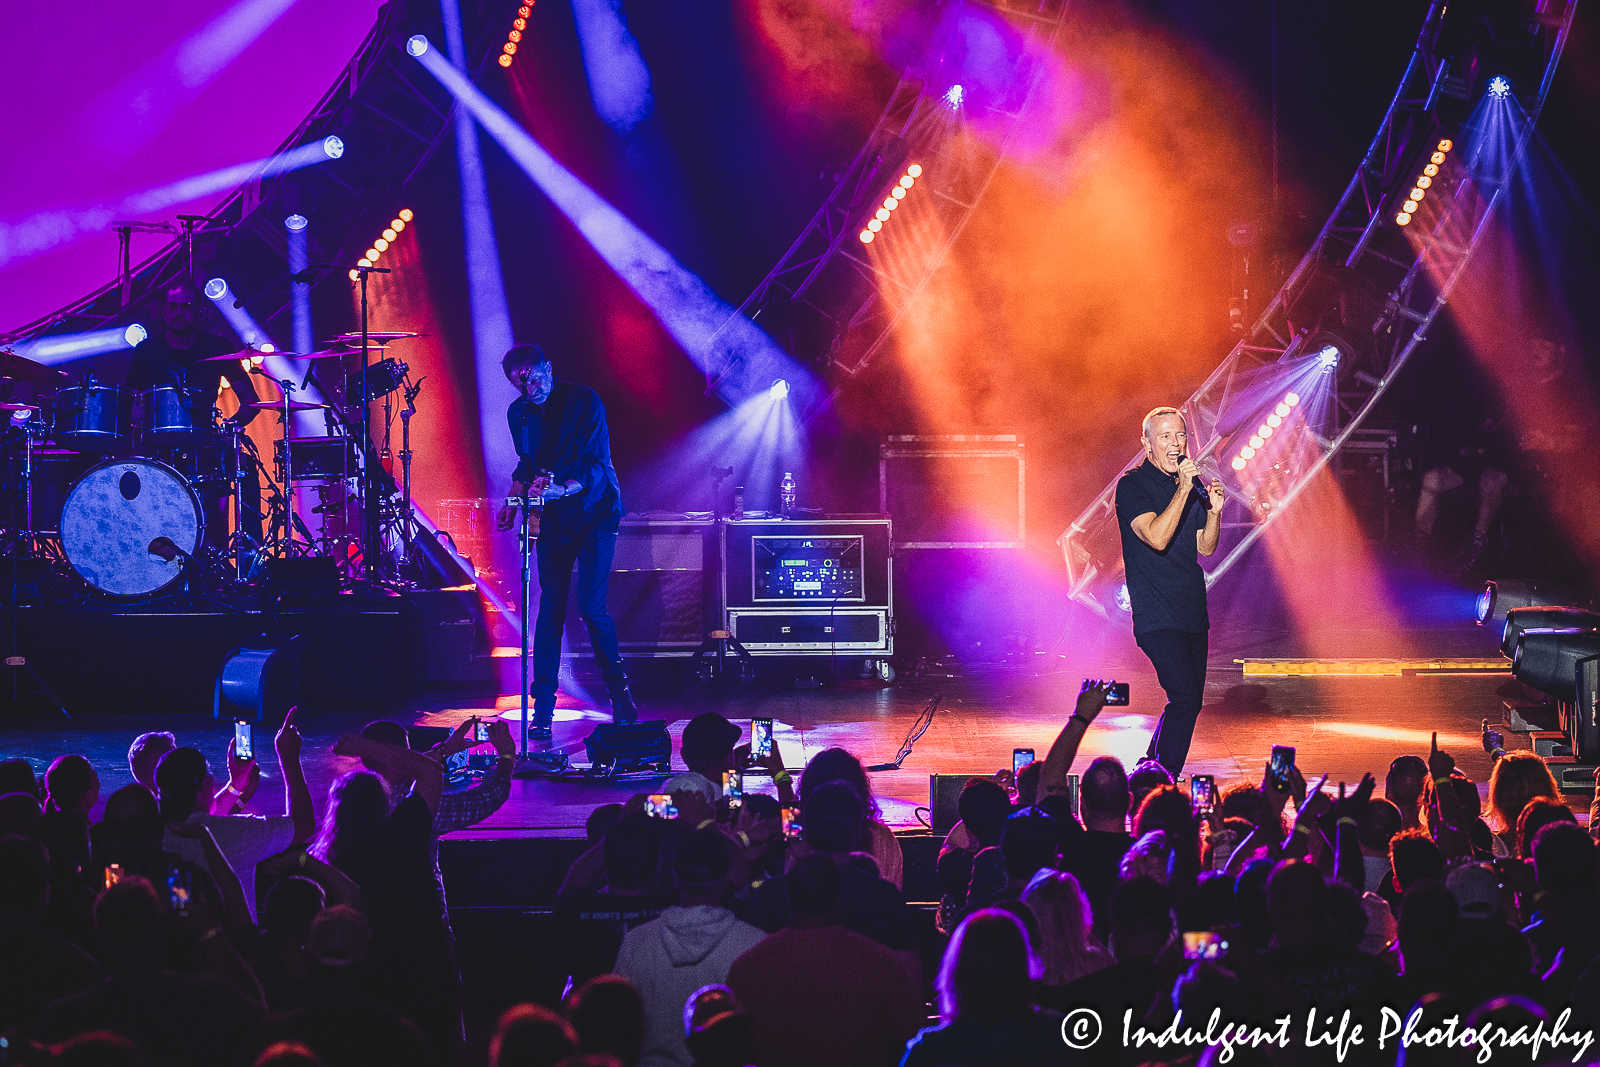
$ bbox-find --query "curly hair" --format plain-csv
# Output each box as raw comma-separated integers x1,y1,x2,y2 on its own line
799,747,881,821
1487,752,1559,834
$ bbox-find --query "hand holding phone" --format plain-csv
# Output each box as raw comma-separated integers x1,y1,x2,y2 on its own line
1191,774,1216,815
474,718,490,744
233,720,253,762
781,805,803,840
645,794,679,820
724,770,744,810
1182,931,1228,959
1013,748,1035,777
1269,746,1296,793
752,719,774,761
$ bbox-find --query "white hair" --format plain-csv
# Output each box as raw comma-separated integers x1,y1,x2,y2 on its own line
1142,407,1185,438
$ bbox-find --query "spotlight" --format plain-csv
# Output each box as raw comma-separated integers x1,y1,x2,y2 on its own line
1488,76,1512,98
1476,578,1593,627
321,135,345,159
770,378,789,401
284,213,308,231
124,323,148,346
859,231,875,244
1285,393,1299,406
1266,414,1282,428
858,163,923,245
399,209,414,222
1318,345,1340,370
944,84,964,110
1395,138,1452,227
1231,457,1247,471
1501,607,1600,658
348,209,415,280
907,164,923,178
1512,629,1600,702
204,278,228,300
1249,435,1264,449
406,34,430,57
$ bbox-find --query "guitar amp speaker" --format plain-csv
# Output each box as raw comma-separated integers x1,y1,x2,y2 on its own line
562,519,714,657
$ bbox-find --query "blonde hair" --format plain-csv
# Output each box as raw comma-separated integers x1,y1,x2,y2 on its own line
1143,407,1185,438
1487,751,1560,833
1022,869,1111,986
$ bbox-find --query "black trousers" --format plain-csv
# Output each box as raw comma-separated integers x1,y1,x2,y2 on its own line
1137,628,1209,775
531,526,625,720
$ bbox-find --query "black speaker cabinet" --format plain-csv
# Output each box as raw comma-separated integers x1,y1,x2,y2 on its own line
561,519,714,657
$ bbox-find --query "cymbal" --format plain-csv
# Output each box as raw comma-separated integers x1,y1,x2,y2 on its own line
302,344,388,359
247,399,328,412
0,349,70,385
0,401,41,411
200,348,290,363
329,331,421,342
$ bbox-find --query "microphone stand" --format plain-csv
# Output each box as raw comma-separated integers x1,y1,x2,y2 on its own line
351,265,391,582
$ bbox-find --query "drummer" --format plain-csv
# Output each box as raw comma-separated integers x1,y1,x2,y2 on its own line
126,278,265,547
126,279,265,420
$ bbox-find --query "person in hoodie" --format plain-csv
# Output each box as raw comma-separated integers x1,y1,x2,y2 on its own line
614,829,767,1067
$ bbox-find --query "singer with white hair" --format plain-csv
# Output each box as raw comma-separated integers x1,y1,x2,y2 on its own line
1114,407,1226,776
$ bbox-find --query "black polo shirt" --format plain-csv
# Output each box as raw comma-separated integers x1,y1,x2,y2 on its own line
1114,458,1208,636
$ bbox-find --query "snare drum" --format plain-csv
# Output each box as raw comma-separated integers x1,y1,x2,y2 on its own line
273,436,359,482
343,358,408,403
53,385,135,452
59,457,203,597
141,385,213,443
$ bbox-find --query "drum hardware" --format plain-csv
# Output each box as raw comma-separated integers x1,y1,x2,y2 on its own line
59,457,203,597
398,374,423,560
330,330,423,343
54,374,135,453
343,358,409,404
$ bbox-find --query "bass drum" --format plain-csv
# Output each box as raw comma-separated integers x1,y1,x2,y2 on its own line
60,458,203,597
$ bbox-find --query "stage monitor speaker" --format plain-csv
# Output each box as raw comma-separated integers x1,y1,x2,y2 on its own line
409,588,493,685
584,720,672,775
929,773,994,831
214,635,303,722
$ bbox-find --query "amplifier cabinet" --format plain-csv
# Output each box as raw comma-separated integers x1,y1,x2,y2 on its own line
880,435,1024,548
726,608,892,654
721,517,892,610
561,518,715,657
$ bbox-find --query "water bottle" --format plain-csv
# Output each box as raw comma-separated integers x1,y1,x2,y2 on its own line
780,471,796,518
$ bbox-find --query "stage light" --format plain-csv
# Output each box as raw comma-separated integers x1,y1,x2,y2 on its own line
500,0,537,70
1396,212,1413,226
514,18,527,30
399,208,414,222
1415,176,1432,189
1248,435,1264,449
1266,413,1282,428
382,228,396,241
884,198,898,210
1231,457,1247,471
1258,424,1273,438
1513,629,1600,702
20,324,149,364
1285,393,1299,406
1114,583,1132,614
1423,164,1439,177
499,54,512,67
1438,139,1453,152
1241,445,1256,459
1403,200,1419,213
204,277,228,300
1501,607,1600,658
1488,76,1511,98
944,84,964,110
867,219,882,232
899,175,915,189
1477,578,1593,627
1274,403,1291,418
908,164,923,178
876,209,890,222
1431,151,1446,165
1318,345,1340,369
391,218,406,231
374,238,389,252
322,135,344,159
859,163,923,247
284,213,308,232
504,42,517,55
770,378,789,401
859,230,875,244
407,34,430,56
1394,139,1452,229
891,186,906,200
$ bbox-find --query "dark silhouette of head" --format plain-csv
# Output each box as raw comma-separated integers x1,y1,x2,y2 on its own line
936,908,1037,1022
0,835,49,917
311,771,390,871
1516,798,1574,861
1000,806,1059,881
1109,876,1173,959
800,748,878,820
1533,820,1598,904
491,1003,577,1067
1358,798,1404,855
46,755,99,814
127,732,177,792
1128,760,1173,812
1266,859,1327,946
787,853,843,924
95,876,164,975
680,714,742,778
154,747,210,823
959,778,1012,849
1080,757,1130,826
1398,879,1458,973
602,812,664,893
800,780,867,856
1389,829,1444,893
565,974,644,1067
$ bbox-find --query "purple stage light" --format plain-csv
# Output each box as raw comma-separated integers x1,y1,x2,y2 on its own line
569,0,653,130
18,324,147,364
408,39,808,407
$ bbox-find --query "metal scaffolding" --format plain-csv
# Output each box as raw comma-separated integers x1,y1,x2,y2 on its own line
1057,0,1578,619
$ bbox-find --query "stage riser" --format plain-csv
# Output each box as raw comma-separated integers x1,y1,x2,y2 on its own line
14,606,411,715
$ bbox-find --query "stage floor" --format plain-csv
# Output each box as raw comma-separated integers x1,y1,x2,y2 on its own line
2,624,1527,837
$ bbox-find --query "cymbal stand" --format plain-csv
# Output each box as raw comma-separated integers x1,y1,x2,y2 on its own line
351,264,392,581
3,415,66,716
398,375,423,561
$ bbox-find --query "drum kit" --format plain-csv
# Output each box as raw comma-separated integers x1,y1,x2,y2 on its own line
0,330,426,600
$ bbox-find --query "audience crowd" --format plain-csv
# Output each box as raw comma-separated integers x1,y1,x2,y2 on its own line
5,687,1600,1067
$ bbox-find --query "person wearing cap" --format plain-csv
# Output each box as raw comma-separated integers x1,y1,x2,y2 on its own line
614,830,768,1067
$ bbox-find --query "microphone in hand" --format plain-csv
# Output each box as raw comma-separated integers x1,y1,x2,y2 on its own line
1176,455,1212,510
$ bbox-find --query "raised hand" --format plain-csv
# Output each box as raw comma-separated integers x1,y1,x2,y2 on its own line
275,707,303,761
1075,678,1113,724
1429,730,1455,780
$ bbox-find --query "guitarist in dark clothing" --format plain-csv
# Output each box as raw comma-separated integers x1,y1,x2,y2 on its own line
495,344,634,737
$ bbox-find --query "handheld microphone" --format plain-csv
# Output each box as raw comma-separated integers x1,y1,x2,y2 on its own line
1177,456,1212,510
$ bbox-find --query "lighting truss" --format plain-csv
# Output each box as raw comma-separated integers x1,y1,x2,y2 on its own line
1057,0,1578,619
701,0,1069,407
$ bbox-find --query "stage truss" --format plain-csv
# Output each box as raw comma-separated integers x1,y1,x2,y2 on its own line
701,0,1070,406
1056,0,1578,618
